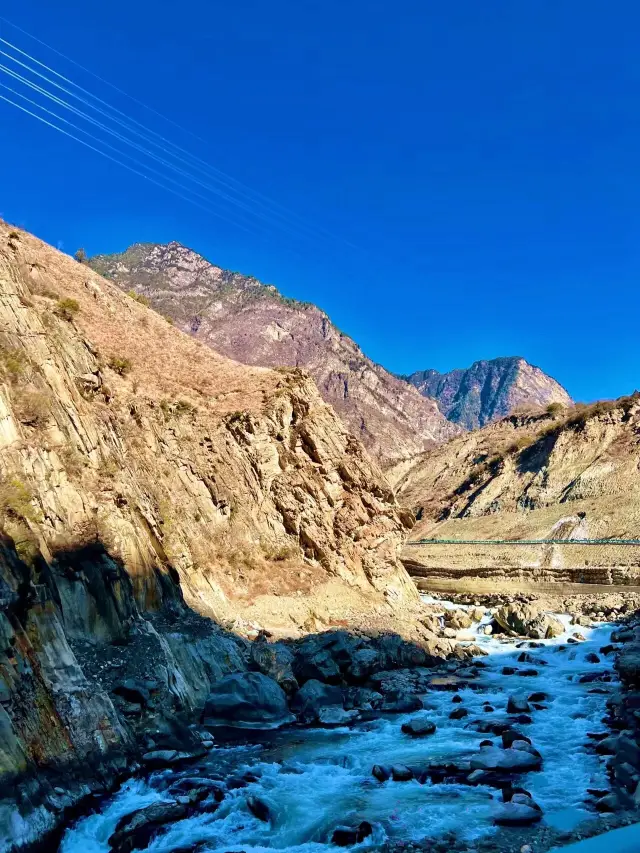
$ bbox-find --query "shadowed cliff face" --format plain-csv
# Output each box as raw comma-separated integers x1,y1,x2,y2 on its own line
89,242,460,468
404,357,572,430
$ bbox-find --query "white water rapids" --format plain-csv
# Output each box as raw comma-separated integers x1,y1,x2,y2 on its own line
59,599,620,852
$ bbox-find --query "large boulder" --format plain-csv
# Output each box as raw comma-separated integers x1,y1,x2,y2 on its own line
401,717,436,737
507,693,531,714
494,796,542,826
292,631,368,685
377,634,429,669
202,672,294,729
617,645,640,687
250,642,298,694
444,609,474,631
108,802,188,853
494,603,564,640
378,690,422,713
347,647,383,682
470,746,542,772
331,821,373,846
291,679,347,724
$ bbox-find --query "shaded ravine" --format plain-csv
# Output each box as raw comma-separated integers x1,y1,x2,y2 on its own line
59,601,620,852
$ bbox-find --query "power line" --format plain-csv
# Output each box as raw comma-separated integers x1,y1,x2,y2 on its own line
0,43,317,243
0,19,358,250
0,13,207,143
0,57,309,240
0,89,257,233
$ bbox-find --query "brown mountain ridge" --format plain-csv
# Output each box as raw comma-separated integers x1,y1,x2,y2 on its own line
89,241,460,468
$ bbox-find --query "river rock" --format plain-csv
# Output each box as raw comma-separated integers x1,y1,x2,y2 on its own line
391,764,413,781
502,730,531,748
331,821,373,846
507,693,531,714
470,746,542,772
372,764,391,781
347,647,382,682
617,647,640,686
344,686,382,711
612,628,635,643
401,718,436,737
202,672,294,729
528,691,547,702
108,801,188,853
595,793,623,813
445,609,473,630
250,642,298,694
141,750,195,769
450,707,468,720
291,679,344,723
494,797,543,826
378,690,422,713
247,796,271,822
293,646,342,685
494,603,564,640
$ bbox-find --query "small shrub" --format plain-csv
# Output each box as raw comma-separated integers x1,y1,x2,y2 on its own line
107,356,132,376
264,543,298,562
14,390,50,427
127,289,150,307
14,527,40,566
0,477,41,523
55,297,80,321
60,446,84,476
0,347,29,383
546,402,565,415
74,248,88,264
174,399,196,416
40,288,59,300
8,231,19,240
506,436,532,455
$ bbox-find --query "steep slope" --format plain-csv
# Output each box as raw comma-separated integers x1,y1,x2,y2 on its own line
395,397,640,585
404,356,572,429
90,242,459,467
0,222,421,846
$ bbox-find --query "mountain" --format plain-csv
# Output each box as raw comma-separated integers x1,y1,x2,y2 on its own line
403,356,572,430
0,221,425,844
89,242,460,467
394,396,640,588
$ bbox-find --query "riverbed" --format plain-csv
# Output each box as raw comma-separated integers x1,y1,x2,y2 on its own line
59,599,621,852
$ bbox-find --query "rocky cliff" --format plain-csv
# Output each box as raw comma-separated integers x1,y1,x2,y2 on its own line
0,222,420,848
395,397,640,586
403,356,572,430
89,242,459,468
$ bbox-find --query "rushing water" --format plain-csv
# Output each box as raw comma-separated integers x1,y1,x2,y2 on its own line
60,599,619,852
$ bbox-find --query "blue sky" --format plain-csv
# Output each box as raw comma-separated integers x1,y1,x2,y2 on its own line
1,1,638,402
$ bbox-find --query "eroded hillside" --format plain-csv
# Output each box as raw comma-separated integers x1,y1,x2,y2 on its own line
395,399,640,583
89,242,460,467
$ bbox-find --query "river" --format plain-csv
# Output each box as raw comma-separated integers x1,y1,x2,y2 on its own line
59,598,619,852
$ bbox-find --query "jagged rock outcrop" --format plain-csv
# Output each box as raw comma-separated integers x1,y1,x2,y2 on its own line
396,397,640,587
0,222,420,849
89,242,459,467
403,357,572,430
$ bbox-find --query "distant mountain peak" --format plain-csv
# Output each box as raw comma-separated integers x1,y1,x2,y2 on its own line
404,356,572,430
